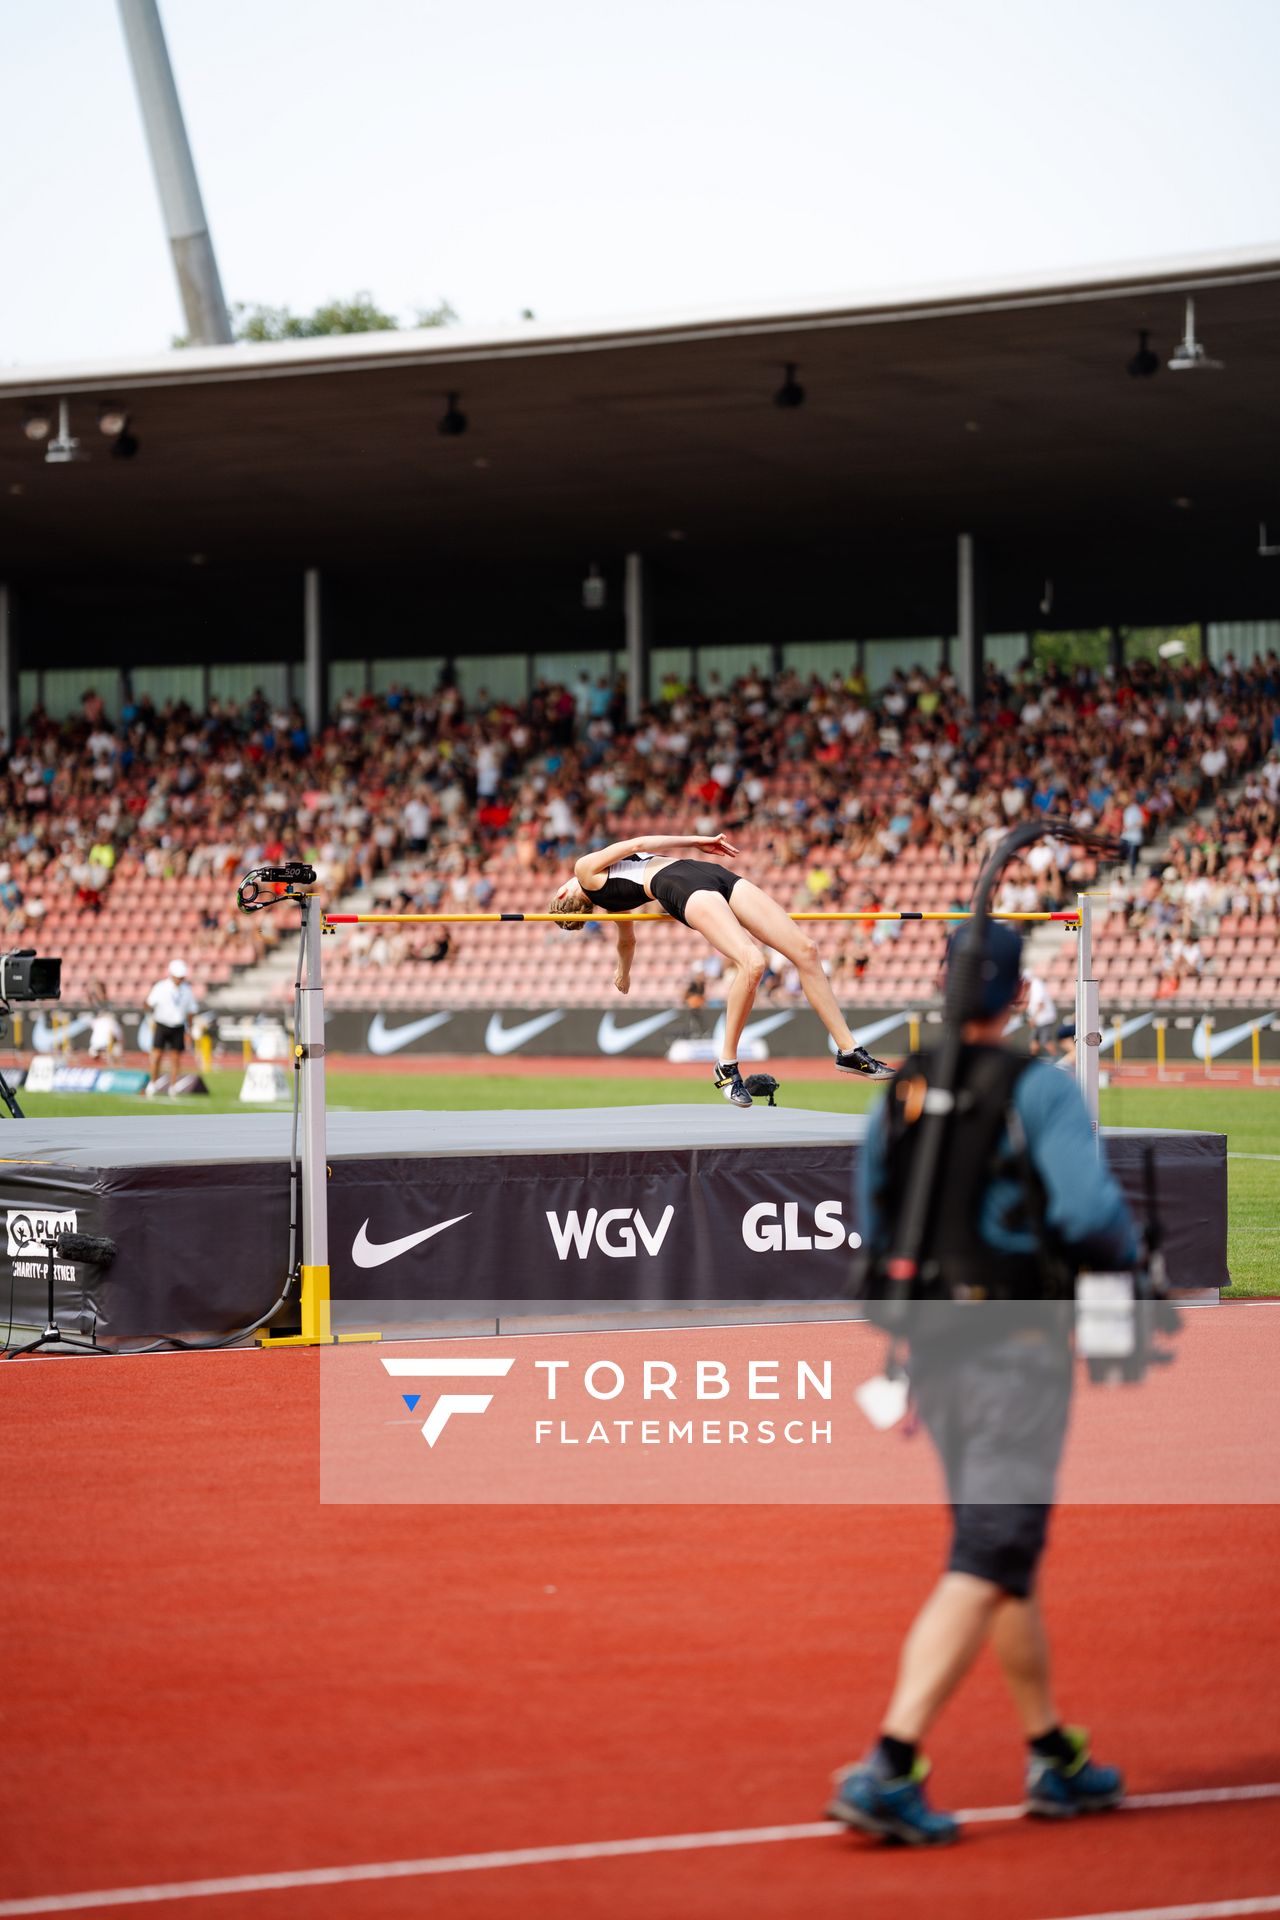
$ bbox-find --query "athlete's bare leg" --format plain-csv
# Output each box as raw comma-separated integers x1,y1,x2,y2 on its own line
682,891,766,1064
727,880,856,1052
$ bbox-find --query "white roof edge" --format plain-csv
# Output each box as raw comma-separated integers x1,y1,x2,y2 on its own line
3,242,1278,396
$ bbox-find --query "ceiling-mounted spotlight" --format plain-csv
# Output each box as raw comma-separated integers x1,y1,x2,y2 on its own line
1168,297,1223,372
1260,523,1280,559
582,562,606,612
44,398,86,465
21,408,53,443
773,362,805,410
1039,578,1054,617
1127,329,1159,378
438,391,468,437
97,405,139,460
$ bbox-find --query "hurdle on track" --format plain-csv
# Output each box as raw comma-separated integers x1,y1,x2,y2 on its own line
266,896,1098,1347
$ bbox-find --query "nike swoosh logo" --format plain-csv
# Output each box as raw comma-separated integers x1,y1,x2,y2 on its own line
484,1011,565,1056
1192,1013,1275,1061
596,1010,678,1054
351,1214,471,1269
712,1010,795,1054
367,1012,454,1055
1100,1013,1154,1053
32,1015,93,1053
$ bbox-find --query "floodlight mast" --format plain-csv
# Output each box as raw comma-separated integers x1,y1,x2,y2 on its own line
117,0,233,347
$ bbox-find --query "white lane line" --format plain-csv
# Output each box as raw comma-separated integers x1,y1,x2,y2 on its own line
0,1783,1275,1915
1227,1153,1280,1162
1045,1899,1280,1920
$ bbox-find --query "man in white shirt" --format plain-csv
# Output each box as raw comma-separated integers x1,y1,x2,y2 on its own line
1025,973,1058,1055
145,958,198,1095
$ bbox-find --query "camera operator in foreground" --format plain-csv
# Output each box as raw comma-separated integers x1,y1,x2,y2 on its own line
828,917,1138,1846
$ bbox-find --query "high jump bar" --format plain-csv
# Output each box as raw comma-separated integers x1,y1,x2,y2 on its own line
324,910,1082,925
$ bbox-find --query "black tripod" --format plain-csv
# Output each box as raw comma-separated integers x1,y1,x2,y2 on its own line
0,1067,24,1120
6,1230,115,1359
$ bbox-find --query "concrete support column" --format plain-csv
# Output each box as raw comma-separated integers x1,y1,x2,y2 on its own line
0,584,12,750
624,552,648,725
303,568,326,737
955,532,984,705
1109,625,1125,675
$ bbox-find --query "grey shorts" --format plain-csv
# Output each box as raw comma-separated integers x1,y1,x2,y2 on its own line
912,1332,1073,1596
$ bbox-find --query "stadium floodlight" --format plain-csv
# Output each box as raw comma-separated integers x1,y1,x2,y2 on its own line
98,405,130,438
438,391,468,437
773,362,805,410
1127,329,1159,378
21,408,53,443
43,398,87,465
582,563,606,611
1039,579,1054,616
1168,298,1222,372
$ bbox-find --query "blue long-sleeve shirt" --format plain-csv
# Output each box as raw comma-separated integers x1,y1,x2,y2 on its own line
859,1056,1139,1271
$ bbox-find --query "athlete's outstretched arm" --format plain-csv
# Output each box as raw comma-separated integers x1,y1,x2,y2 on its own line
574,832,738,888
613,921,636,995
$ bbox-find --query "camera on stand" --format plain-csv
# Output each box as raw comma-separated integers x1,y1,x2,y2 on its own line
0,950,62,1003
0,951,62,1120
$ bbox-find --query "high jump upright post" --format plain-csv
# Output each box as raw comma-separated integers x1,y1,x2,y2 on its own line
1074,892,1101,1138
257,890,380,1347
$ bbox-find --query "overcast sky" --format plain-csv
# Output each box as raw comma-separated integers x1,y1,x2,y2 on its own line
3,0,1278,368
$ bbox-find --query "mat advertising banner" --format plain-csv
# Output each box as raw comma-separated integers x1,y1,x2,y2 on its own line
0,1110,1228,1346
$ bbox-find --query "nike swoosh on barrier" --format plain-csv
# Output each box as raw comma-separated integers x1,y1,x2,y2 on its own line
1192,1012,1276,1060
1100,1012,1154,1053
484,1011,566,1056
596,1010,678,1055
351,1214,472,1269
713,1010,795,1053
32,1015,94,1054
367,1012,454,1056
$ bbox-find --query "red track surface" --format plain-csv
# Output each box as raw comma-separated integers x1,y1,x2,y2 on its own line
2,1351,1278,1919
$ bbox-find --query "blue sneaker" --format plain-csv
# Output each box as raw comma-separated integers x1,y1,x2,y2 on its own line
826,1755,959,1846
1025,1727,1124,1818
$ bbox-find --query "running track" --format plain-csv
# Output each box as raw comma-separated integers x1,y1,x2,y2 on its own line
2,1351,1277,1919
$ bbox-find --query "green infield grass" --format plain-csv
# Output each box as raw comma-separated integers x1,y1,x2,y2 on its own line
8,1067,1276,1296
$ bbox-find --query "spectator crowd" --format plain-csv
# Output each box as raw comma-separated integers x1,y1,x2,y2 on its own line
2,649,1279,999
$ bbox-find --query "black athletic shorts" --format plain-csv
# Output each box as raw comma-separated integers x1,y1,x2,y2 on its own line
649,860,744,926
152,1022,186,1052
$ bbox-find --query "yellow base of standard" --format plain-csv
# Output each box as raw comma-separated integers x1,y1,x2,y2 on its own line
254,1264,383,1347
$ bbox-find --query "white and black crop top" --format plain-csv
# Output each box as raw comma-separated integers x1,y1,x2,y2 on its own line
583,852,658,913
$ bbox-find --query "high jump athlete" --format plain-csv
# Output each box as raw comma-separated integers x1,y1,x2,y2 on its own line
550,833,889,1106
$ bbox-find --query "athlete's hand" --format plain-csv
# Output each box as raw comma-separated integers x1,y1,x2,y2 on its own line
614,965,631,995
698,833,738,858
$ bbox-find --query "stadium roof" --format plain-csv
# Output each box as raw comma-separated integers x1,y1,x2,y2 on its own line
3,245,1279,657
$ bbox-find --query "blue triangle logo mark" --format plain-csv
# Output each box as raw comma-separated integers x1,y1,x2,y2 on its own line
402,1394,421,1412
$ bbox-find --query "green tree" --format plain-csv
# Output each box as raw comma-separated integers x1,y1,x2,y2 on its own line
1032,630,1110,672
174,293,457,347
1122,625,1203,667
